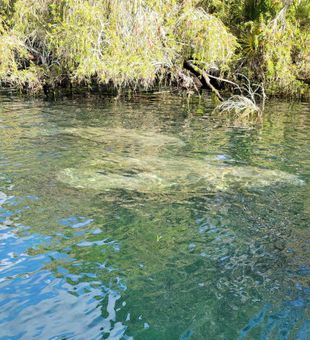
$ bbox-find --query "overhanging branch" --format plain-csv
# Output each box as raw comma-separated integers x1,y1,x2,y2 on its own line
184,60,224,101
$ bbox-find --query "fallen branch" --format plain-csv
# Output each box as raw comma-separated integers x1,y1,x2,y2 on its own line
184,60,224,101
207,74,241,92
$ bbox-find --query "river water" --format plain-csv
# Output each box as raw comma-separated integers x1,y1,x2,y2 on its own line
0,92,309,339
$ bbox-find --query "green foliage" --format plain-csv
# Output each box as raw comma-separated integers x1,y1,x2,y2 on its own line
177,6,236,67
205,0,309,96
0,0,236,91
242,1,309,96
0,0,308,96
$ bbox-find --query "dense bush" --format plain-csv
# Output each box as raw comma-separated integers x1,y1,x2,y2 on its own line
0,0,309,96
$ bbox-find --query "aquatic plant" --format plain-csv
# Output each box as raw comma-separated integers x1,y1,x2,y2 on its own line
211,73,265,126
212,95,262,125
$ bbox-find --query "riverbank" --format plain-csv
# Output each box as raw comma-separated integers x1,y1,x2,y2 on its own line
1,1,309,99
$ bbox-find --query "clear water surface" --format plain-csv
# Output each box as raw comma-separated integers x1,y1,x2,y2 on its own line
0,92,309,339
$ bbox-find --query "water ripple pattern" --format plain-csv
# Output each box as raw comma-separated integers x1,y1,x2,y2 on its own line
0,93,309,339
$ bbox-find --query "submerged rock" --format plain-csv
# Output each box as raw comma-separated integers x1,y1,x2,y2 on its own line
57,154,304,194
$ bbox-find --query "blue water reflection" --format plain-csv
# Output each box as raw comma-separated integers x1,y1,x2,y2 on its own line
0,191,130,339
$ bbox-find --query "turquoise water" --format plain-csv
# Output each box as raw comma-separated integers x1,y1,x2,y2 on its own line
0,92,309,339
